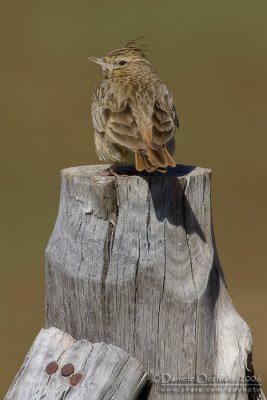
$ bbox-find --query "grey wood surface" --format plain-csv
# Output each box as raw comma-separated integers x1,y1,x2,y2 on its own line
45,164,265,399
5,327,148,400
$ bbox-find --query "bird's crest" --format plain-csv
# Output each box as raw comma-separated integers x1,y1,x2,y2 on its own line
107,36,148,59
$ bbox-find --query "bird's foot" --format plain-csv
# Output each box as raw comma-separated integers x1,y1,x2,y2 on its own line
99,164,124,178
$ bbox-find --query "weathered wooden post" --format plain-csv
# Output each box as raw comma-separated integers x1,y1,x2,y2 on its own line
45,164,265,399
5,327,147,399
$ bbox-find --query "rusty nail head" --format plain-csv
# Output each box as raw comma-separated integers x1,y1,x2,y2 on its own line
61,363,74,377
70,373,83,386
45,361,59,375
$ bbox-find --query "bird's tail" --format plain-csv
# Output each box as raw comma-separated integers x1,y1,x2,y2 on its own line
135,147,176,173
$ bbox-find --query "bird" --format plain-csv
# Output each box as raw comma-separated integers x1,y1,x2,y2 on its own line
87,38,179,173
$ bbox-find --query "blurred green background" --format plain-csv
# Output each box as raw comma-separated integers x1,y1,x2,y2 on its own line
0,0,266,396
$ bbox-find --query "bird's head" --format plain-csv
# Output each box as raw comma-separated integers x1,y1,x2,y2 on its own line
87,38,154,78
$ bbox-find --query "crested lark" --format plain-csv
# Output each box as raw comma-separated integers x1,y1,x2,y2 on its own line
88,39,179,173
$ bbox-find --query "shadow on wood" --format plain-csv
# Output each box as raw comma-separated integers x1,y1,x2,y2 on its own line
45,164,265,399
137,381,152,400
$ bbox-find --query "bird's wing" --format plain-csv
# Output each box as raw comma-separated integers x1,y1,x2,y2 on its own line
91,81,113,134
151,83,178,148
92,81,146,151
92,80,178,172
134,83,178,172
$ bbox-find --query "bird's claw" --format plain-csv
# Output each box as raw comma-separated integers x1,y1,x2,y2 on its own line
99,166,124,178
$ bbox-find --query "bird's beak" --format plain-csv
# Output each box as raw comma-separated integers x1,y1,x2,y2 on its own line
87,57,110,69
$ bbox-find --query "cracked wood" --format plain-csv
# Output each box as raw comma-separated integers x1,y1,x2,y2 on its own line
5,327,148,400
45,164,264,400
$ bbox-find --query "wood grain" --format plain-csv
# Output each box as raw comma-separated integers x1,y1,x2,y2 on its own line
45,164,265,399
5,327,148,400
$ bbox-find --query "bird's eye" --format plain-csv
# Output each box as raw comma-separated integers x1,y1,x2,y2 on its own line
118,60,127,66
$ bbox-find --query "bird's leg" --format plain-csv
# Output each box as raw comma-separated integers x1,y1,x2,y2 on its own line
107,163,121,177
100,163,121,177
99,163,134,177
